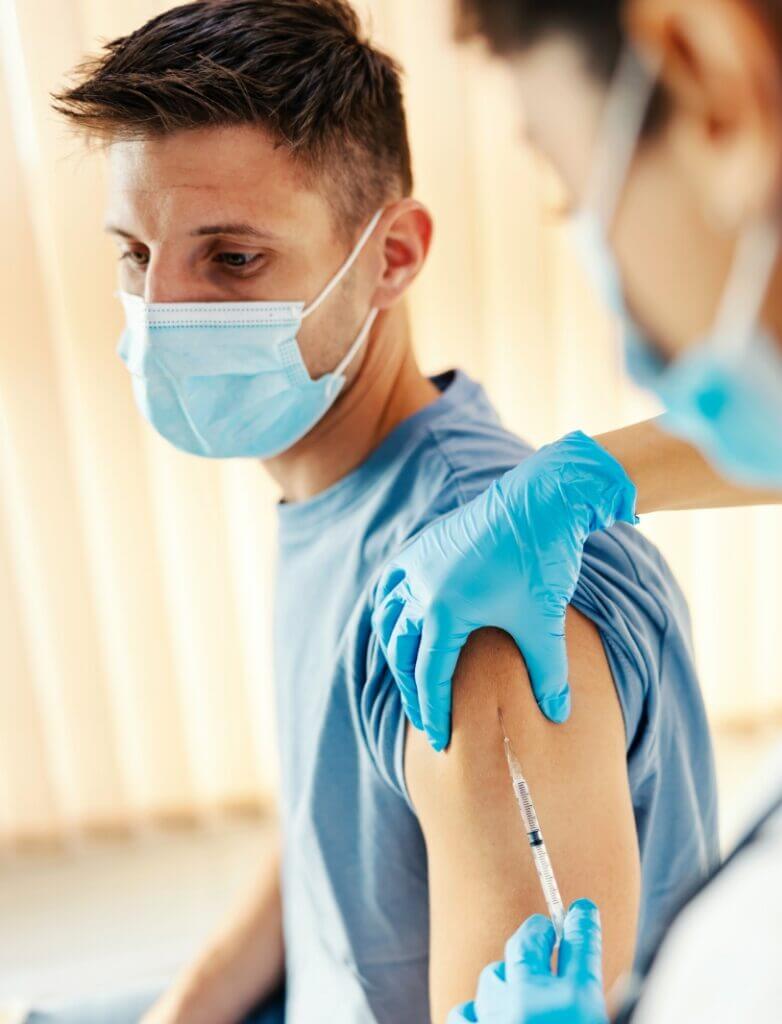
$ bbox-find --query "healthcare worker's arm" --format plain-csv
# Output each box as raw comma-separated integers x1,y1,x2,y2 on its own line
598,418,781,513
141,843,284,1024
374,422,781,752
406,614,641,1024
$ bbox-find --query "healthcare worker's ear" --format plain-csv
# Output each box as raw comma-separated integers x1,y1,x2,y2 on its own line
370,200,434,310
627,0,782,229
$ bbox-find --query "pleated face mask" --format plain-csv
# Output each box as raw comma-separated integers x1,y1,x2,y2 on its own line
117,209,383,459
570,49,782,488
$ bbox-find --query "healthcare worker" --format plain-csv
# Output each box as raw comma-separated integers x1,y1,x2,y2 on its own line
372,0,782,1020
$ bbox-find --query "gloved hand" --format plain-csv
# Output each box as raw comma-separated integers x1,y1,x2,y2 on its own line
448,899,609,1024
371,432,636,749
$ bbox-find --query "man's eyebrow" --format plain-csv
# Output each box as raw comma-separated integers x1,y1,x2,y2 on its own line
192,223,278,240
103,223,279,240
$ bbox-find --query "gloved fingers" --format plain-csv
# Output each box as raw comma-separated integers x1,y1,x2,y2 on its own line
505,914,556,983
447,1001,478,1023
558,899,603,986
371,588,405,660
385,610,424,731
415,615,465,753
372,582,428,732
514,618,571,724
474,961,506,1016
375,564,406,604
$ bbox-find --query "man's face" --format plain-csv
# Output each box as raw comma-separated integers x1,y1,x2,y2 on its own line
511,36,740,364
106,124,379,381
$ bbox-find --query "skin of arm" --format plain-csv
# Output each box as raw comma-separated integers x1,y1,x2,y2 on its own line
141,837,284,1024
598,418,781,514
406,612,641,1024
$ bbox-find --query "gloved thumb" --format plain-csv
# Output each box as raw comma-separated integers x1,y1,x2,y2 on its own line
416,617,466,752
505,914,557,982
513,627,571,724
558,899,603,986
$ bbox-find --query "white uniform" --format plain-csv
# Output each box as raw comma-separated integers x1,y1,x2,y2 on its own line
632,743,782,1024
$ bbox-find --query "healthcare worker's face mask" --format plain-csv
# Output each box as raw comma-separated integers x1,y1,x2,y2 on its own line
117,209,384,459
570,49,782,488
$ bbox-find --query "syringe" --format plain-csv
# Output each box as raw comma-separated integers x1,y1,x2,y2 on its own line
499,710,566,943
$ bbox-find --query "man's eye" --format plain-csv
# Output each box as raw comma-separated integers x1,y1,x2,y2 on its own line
118,246,148,264
116,249,263,271
216,252,263,269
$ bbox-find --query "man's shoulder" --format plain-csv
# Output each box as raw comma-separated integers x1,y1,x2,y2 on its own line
380,373,536,544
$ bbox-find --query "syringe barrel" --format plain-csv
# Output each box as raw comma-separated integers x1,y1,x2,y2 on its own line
531,844,566,940
513,775,566,941
512,776,540,835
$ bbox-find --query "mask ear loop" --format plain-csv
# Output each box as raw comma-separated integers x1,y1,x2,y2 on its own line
301,208,385,320
333,308,380,380
710,219,779,360
584,46,662,231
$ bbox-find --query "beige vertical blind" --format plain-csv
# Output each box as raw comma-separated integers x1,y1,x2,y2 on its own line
1,0,780,845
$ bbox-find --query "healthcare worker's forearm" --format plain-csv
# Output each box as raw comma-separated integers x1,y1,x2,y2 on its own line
142,842,284,1024
597,419,781,515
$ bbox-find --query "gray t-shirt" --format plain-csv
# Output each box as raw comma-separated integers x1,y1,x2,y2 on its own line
274,371,719,1024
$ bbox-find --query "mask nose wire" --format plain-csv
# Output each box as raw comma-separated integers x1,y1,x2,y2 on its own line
584,47,661,231
301,208,385,320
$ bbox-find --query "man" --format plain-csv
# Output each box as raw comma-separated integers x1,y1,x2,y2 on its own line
38,2,717,1022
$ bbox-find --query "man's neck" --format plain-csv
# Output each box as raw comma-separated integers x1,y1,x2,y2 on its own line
263,306,440,503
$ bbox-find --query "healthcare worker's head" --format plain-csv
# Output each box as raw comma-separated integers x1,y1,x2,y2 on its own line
54,0,431,464
458,0,782,485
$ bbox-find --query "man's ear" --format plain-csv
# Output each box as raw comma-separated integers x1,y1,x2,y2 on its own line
627,0,782,228
371,200,433,310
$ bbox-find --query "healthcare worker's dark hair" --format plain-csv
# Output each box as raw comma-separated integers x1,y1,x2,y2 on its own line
456,0,782,79
52,0,413,232
455,0,625,76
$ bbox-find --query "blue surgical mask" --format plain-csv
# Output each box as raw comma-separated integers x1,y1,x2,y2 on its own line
117,209,383,459
570,49,782,487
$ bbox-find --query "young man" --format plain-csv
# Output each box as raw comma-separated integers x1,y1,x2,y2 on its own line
38,2,717,1022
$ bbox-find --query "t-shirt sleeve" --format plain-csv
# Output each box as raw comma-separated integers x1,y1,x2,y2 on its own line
573,525,673,764
358,516,702,833
360,614,414,811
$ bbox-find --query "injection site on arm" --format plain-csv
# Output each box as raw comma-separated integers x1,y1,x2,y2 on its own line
499,709,567,944
406,613,642,1022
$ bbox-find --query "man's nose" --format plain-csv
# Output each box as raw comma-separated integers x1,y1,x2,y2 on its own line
143,251,214,304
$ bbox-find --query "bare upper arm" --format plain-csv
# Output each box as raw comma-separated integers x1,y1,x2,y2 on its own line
406,610,641,1023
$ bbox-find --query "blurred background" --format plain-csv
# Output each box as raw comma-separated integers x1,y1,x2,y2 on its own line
1,0,781,1017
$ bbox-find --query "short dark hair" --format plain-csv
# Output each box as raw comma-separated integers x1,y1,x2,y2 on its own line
52,0,414,230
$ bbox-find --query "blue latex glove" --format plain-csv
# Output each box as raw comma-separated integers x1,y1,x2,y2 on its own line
371,432,637,749
448,899,609,1024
